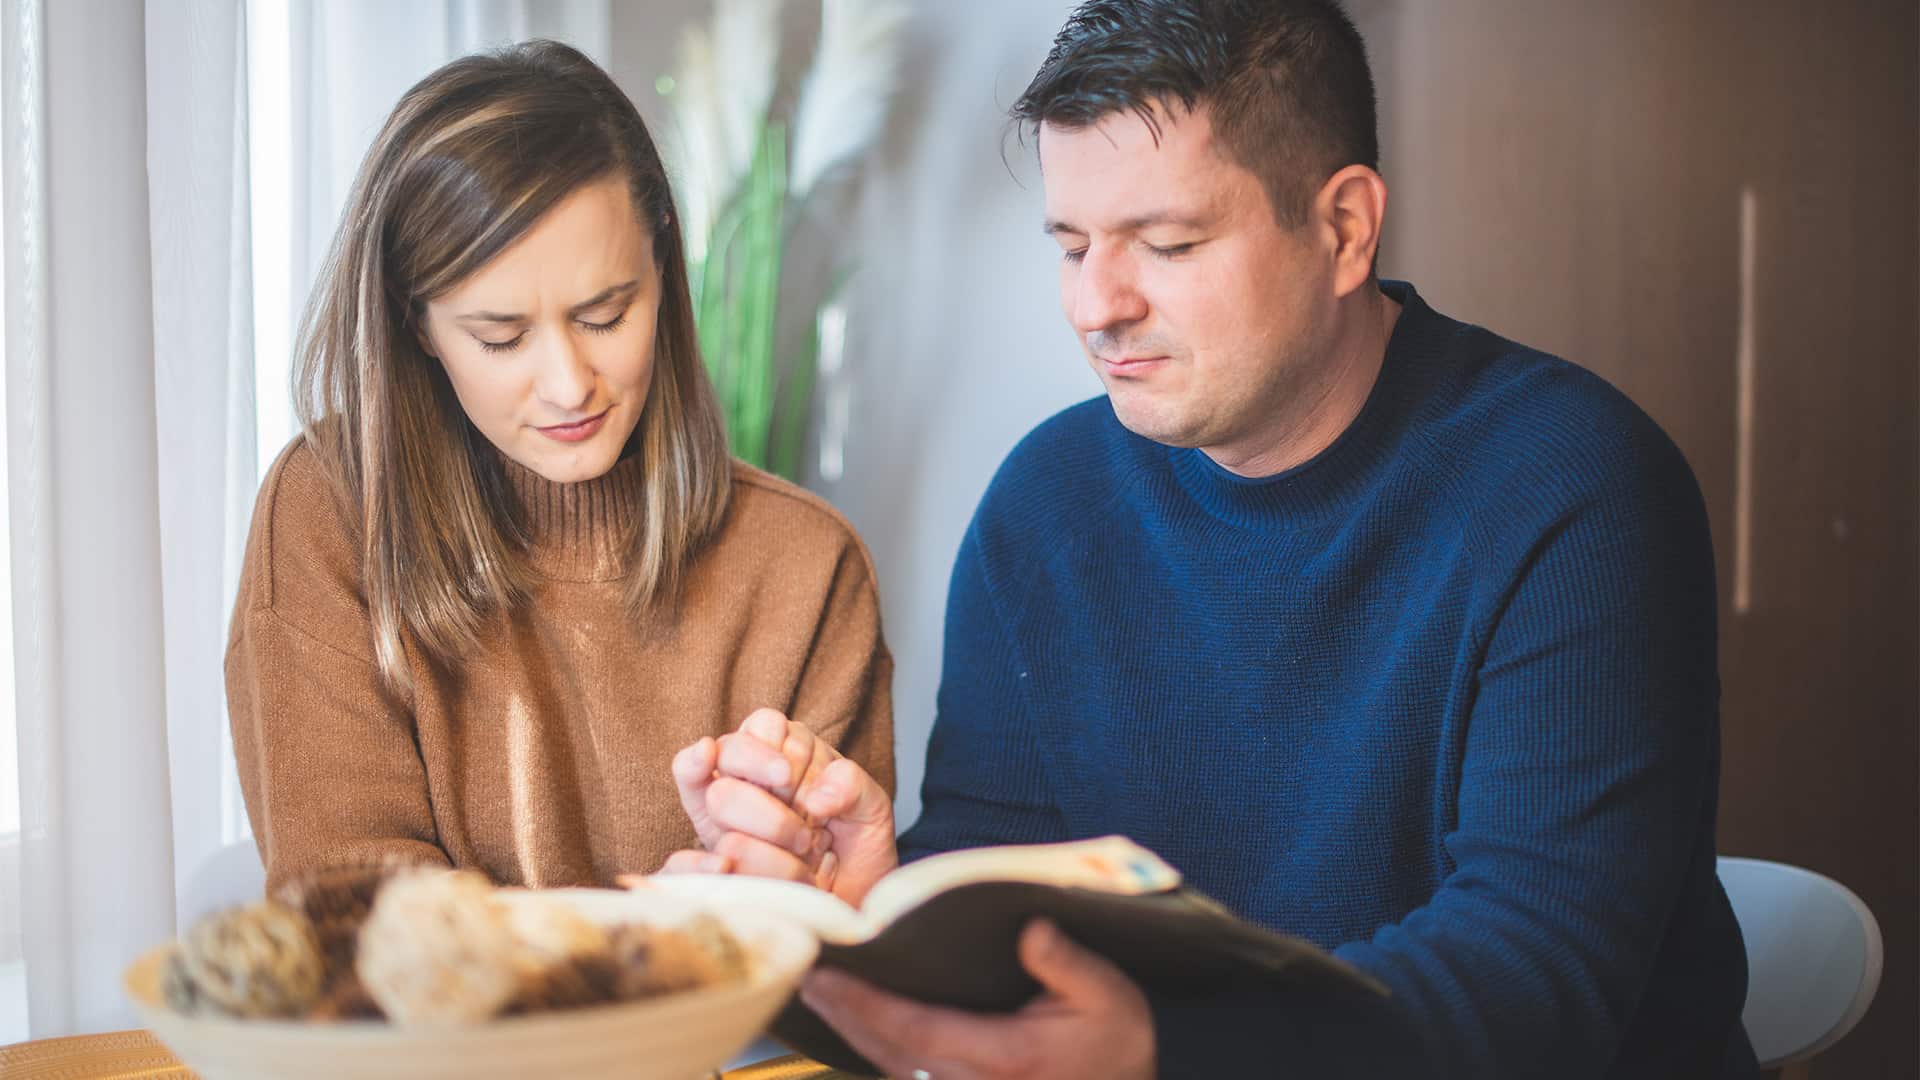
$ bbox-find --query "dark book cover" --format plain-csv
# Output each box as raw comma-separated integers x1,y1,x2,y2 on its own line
769,881,1385,1076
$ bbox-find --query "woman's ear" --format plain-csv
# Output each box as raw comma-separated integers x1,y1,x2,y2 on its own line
412,307,438,359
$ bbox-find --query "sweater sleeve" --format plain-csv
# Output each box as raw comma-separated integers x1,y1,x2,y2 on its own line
225,447,449,895
788,536,898,800
1320,454,1723,1078
897,520,1068,862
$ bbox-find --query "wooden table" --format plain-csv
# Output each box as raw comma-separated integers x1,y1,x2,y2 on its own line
0,1029,866,1079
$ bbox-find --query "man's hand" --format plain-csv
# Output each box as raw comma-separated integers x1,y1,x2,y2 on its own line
800,919,1156,1080
668,708,899,904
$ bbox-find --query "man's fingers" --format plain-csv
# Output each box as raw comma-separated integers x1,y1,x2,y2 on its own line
713,831,814,882
802,757,890,826
800,970,943,1079
1017,919,1132,1007
706,777,823,857
782,728,822,809
782,757,897,906
802,969,1004,1079
786,724,844,819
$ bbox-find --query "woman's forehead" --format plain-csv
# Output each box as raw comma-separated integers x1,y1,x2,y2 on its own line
435,177,656,314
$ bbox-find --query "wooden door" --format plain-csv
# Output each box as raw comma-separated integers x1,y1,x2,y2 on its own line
1351,2,1919,1076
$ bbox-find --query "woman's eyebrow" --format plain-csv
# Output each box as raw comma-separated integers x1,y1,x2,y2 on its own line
456,278,642,323
567,278,642,312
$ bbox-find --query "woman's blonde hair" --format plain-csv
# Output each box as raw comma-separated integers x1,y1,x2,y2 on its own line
293,40,732,695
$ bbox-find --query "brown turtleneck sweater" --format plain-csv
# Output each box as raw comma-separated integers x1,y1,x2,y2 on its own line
226,440,894,894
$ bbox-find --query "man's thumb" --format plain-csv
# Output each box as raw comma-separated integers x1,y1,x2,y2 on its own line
805,758,892,827
1018,919,1127,1004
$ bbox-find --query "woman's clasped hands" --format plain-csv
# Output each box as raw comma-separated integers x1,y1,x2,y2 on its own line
662,708,900,906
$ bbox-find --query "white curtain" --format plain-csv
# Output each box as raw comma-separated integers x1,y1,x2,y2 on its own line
149,0,260,938
0,0,256,1040
0,0,612,1041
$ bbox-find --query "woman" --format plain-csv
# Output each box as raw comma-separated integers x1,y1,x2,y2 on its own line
226,40,893,894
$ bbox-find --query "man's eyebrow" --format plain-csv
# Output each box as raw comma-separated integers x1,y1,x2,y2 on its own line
1043,212,1209,238
456,279,642,323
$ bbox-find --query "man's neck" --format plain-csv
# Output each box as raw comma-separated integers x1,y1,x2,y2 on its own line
1203,285,1402,479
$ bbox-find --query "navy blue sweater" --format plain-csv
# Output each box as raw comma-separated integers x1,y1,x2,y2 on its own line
897,282,1755,1078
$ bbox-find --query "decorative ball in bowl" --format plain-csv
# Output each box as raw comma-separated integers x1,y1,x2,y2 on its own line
123,878,817,1080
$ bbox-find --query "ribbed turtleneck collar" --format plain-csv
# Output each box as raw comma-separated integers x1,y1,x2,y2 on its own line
500,450,645,581
1167,280,1450,529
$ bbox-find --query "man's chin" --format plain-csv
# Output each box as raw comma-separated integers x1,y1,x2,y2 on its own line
1105,394,1204,450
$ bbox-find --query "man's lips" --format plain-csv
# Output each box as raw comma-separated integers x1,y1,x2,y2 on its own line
1099,354,1168,375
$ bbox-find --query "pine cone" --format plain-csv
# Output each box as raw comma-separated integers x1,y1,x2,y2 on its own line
274,860,409,975
305,966,384,1022
172,902,327,1019
503,951,623,1014
606,923,728,1001
159,946,202,1014
679,913,751,982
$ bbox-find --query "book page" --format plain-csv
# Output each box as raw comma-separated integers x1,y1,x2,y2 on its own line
861,835,1183,929
632,873,878,944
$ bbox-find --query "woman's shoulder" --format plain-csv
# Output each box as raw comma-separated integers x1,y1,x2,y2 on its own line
256,433,340,516
720,461,879,586
234,431,365,626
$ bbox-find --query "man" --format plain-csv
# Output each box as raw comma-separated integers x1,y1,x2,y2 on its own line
669,1,1756,1076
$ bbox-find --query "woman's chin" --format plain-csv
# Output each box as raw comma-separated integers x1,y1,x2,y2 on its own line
514,441,618,484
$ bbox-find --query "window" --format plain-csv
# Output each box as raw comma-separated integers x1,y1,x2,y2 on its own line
247,0,294,484
1,7,29,1044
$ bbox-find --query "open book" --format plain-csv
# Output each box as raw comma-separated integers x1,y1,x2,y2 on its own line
636,836,1385,1075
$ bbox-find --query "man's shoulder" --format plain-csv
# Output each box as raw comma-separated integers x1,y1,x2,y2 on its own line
1006,394,1130,462
1422,325,1700,513
977,396,1145,525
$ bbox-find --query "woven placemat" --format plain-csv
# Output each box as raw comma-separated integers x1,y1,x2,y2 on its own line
0,1031,862,1080
721,1053,870,1079
0,1029,196,1079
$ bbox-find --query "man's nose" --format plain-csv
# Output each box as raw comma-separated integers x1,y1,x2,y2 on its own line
1069,246,1149,335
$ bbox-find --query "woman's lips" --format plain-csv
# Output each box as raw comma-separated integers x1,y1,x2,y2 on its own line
536,408,610,443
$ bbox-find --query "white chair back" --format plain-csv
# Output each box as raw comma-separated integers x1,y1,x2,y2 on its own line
1716,855,1882,1068
180,840,267,927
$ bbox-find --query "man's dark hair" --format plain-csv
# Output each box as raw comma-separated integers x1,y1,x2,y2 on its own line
1011,0,1378,228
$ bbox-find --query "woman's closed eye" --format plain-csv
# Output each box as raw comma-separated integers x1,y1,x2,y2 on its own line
477,331,528,354
475,312,628,353
579,312,627,335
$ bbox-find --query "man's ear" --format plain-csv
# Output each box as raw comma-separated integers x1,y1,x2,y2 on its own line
1315,164,1388,299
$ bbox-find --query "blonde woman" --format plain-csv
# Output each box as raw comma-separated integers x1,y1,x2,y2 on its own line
227,40,893,894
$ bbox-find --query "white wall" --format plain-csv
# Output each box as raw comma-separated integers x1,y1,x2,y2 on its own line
616,1,1093,828
814,1,1094,829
